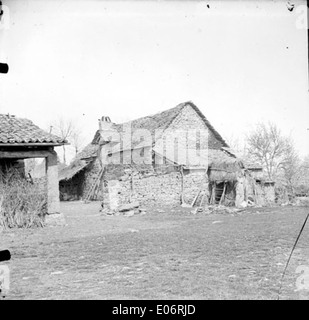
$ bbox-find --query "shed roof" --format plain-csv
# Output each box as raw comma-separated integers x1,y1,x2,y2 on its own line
0,114,66,146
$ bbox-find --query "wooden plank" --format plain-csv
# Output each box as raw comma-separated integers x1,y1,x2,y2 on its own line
211,183,216,204
0,150,51,158
199,193,206,208
180,165,184,204
219,182,227,205
190,189,201,207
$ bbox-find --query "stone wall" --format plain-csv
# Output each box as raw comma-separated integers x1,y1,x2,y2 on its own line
183,169,208,204
100,165,207,209
241,178,275,206
60,158,275,208
130,171,182,206
263,183,275,204
166,104,223,150
59,173,84,200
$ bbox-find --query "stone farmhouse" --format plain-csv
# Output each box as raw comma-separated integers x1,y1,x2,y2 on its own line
59,101,275,209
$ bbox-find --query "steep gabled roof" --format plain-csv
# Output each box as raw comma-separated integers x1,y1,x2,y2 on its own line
91,102,187,146
92,101,229,149
0,114,66,145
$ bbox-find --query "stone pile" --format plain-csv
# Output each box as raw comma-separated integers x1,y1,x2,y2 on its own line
190,205,246,215
100,201,147,217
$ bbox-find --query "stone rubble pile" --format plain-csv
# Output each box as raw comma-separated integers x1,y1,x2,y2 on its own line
100,201,147,217
190,205,246,215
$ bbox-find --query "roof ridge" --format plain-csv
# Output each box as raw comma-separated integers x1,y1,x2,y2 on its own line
117,101,189,128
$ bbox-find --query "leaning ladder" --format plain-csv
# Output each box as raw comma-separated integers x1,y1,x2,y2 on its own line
84,167,105,202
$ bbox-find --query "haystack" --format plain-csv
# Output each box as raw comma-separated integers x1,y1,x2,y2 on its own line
207,149,244,183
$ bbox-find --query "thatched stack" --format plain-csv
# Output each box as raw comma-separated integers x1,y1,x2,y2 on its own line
207,149,244,183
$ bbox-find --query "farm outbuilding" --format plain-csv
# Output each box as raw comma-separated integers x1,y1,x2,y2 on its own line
0,114,67,225
207,149,275,207
59,101,275,209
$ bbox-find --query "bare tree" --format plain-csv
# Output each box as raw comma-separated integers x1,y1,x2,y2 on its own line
278,140,301,194
71,128,85,156
50,118,74,164
50,117,86,164
296,155,309,193
246,122,292,181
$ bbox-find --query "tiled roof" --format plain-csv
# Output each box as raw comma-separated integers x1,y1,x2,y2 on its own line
0,114,66,145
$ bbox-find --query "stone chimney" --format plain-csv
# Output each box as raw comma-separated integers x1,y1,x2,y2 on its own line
97,116,119,144
98,116,112,131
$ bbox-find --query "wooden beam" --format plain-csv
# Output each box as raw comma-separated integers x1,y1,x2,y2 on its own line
180,165,184,204
190,189,201,207
219,182,227,206
211,183,216,204
199,192,206,208
0,150,51,159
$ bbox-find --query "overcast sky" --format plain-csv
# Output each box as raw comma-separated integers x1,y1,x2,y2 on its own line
0,0,308,162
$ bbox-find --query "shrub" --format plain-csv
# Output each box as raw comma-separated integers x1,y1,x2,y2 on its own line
0,168,46,229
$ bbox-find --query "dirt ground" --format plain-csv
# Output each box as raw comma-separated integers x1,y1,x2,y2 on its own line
1,202,309,300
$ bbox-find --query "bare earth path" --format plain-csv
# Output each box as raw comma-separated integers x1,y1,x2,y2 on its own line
1,202,309,300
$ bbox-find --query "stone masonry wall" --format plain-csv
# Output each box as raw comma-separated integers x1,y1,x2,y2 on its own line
183,169,208,205
165,104,222,150
101,166,207,209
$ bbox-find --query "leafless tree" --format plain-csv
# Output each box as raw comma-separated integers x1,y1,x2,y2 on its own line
296,155,309,192
50,118,73,164
71,128,85,156
50,118,82,164
278,141,301,194
246,122,296,181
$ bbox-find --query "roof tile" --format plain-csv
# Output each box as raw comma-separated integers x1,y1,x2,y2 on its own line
0,114,66,145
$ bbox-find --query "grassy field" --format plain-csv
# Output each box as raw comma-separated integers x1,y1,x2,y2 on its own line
1,202,309,300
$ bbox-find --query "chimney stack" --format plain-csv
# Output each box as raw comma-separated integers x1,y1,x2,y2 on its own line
96,116,119,145
98,116,112,131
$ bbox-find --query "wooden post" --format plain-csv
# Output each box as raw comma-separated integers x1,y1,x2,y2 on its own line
191,189,201,207
210,181,216,204
235,177,245,207
101,166,105,203
219,182,226,206
180,165,184,204
130,168,134,203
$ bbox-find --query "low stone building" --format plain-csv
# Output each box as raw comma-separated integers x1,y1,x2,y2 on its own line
207,150,275,207
0,113,67,225
59,101,275,209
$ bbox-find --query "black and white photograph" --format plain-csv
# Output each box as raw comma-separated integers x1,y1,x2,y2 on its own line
0,0,309,303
